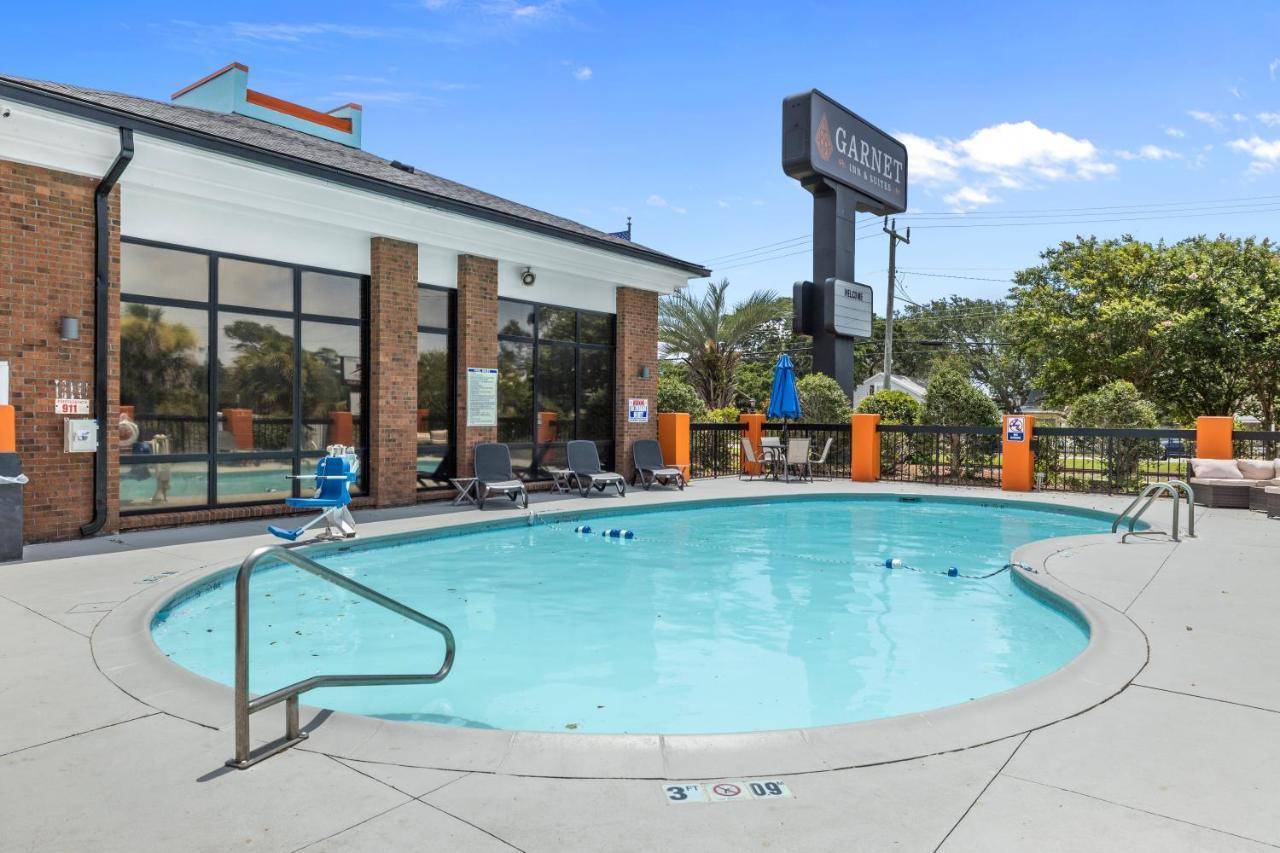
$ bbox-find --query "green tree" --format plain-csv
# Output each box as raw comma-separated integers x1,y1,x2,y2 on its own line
924,361,1001,478
733,360,773,412
657,373,707,419
795,373,853,422
119,304,204,417
659,278,789,409
1067,380,1160,491
856,389,921,425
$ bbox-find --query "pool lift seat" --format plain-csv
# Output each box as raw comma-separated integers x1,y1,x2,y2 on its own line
267,447,358,542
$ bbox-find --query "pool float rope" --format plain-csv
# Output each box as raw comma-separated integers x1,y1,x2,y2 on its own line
883,558,1035,580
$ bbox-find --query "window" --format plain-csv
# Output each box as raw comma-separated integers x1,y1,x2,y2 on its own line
497,298,615,479
416,284,455,488
118,239,367,514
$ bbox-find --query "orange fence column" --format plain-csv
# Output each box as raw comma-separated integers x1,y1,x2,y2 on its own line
1196,416,1234,459
851,413,881,482
0,405,14,453
328,411,354,447
1001,414,1035,491
739,412,765,475
658,412,691,479
222,408,254,452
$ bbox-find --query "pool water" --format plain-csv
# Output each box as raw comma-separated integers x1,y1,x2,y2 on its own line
152,496,1105,734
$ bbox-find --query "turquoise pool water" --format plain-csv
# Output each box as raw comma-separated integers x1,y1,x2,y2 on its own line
151,496,1105,734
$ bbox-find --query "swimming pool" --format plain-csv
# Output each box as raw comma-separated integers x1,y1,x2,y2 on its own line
152,495,1109,735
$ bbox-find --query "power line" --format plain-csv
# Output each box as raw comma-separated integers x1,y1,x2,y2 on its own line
899,270,1013,283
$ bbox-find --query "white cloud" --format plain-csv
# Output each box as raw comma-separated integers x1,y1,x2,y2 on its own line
1188,110,1224,129
943,186,996,209
571,65,592,81
646,194,667,207
898,132,959,182
1164,126,1186,138
1257,112,1280,127
1116,144,1182,161
671,206,687,215
955,121,1114,180
1233,112,1248,122
716,200,731,209
1229,136,1280,174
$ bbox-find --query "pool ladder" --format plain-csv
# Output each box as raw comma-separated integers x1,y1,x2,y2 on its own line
1112,480,1195,542
226,545,455,769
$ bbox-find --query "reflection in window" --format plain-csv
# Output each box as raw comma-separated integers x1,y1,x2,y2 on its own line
498,301,534,337
219,258,293,311
579,347,613,441
216,458,294,504
302,321,363,452
417,290,450,330
417,331,451,480
119,304,209,455
118,460,209,511
217,313,295,452
580,312,612,345
302,271,361,319
537,344,575,443
537,306,576,342
121,242,208,301
498,340,533,443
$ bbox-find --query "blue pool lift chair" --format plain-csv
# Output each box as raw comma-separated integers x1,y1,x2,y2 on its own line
267,450,358,542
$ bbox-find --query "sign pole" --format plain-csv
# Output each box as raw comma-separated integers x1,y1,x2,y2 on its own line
881,218,910,392
810,179,858,398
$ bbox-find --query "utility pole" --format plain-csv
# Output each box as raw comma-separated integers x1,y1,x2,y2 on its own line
882,217,910,391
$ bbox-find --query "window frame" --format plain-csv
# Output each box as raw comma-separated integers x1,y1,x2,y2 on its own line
119,236,369,515
416,283,457,490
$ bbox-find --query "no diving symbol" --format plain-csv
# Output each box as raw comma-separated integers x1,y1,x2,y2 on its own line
711,783,742,798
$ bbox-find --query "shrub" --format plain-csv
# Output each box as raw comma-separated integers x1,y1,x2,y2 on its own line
1067,381,1159,490
699,406,741,424
924,364,1001,478
856,389,921,425
657,373,707,419
794,373,853,422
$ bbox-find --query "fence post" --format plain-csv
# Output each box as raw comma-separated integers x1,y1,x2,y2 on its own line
658,413,691,480
1001,414,1035,491
739,412,765,475
851,413,881,482
1196,416,1233,459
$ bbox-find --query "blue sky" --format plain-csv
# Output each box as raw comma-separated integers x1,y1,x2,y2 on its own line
7,1,1280,306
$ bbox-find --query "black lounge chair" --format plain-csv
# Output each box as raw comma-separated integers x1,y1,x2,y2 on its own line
630,439,685,490
567,440,626,497
473,443,528,509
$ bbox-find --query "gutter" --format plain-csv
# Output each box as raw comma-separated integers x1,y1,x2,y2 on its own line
0,79,711,279
81,127,134,537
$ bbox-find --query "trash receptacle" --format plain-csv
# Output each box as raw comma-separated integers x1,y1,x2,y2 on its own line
0,452,25,563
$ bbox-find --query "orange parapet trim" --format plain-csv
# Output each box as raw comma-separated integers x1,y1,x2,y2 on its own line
0,405,14,453
1196,416,1234,460
851,414,881,481
658,413,691,479
1001,414,1035,491
245,89,354,133
739,412,765,475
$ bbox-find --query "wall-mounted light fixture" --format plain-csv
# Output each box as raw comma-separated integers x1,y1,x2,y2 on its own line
520,267,536,287
638,365,651,380
59,316,80,341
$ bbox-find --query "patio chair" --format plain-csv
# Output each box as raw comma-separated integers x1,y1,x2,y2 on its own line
809,437,834,480
782,437,812,482
567,440,626,497
630,438,685,490
474,442,528,510
267,450,357,542
739,436,774,481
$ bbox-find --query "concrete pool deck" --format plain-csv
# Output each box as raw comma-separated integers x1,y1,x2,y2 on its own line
0,480,1277,851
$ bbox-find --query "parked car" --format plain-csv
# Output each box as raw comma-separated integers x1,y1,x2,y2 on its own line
1159,437,1188,459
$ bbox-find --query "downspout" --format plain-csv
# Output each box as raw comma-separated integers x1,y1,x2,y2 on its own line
81,128,134,536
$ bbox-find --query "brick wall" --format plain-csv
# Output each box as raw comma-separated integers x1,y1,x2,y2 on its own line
454,255,499,477
0,160,119,543
614,286,659,478
367,236,419,507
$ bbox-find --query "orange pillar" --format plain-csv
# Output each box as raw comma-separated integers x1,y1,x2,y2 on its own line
739,412,765,475
1196,416,1233,460
1001,414,1035,491
658,412,691,479
537,411,558,444
851,413,881,482
329,411,354,447
0,405,14,453
222,408,254,452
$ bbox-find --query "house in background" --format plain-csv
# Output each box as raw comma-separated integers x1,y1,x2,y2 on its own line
852,372,927,409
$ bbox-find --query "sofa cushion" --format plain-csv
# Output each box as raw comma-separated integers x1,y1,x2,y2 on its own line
1237,458,1276,480
1189,477,1254,487
1190,458,1244,479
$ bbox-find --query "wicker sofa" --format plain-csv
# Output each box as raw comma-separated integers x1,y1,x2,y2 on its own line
1187,458,1280,509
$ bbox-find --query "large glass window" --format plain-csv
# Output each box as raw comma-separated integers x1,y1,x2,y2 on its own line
497,299,615,479
118,239,367,514
416,285,455,489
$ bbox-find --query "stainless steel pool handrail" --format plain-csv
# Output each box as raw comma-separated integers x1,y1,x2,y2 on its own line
226,545,455,769
1112,480,1194,542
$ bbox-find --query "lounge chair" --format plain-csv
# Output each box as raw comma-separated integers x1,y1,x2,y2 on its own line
567,440,626,497
739,437,773,481
474,443,528,509
630,439,685,490
809,437,834,480
781,437,812,482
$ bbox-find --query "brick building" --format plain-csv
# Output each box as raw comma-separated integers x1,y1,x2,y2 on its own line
0,64,707,543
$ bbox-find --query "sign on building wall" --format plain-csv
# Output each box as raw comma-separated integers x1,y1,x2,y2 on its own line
628,398,650,424
54,379,91,416
466,367,498,427
782,89,908,215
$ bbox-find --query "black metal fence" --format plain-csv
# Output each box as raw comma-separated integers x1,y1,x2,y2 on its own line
1032,427,1197,494
761,422,852,478
878,425,1003,487
689,423,744,478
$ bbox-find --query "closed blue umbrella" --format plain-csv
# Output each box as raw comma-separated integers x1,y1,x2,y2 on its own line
766,354,801,421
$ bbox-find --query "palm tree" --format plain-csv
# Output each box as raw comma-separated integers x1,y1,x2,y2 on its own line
659,279,788,409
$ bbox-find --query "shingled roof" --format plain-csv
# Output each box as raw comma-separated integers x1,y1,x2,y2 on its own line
0,74,709,277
